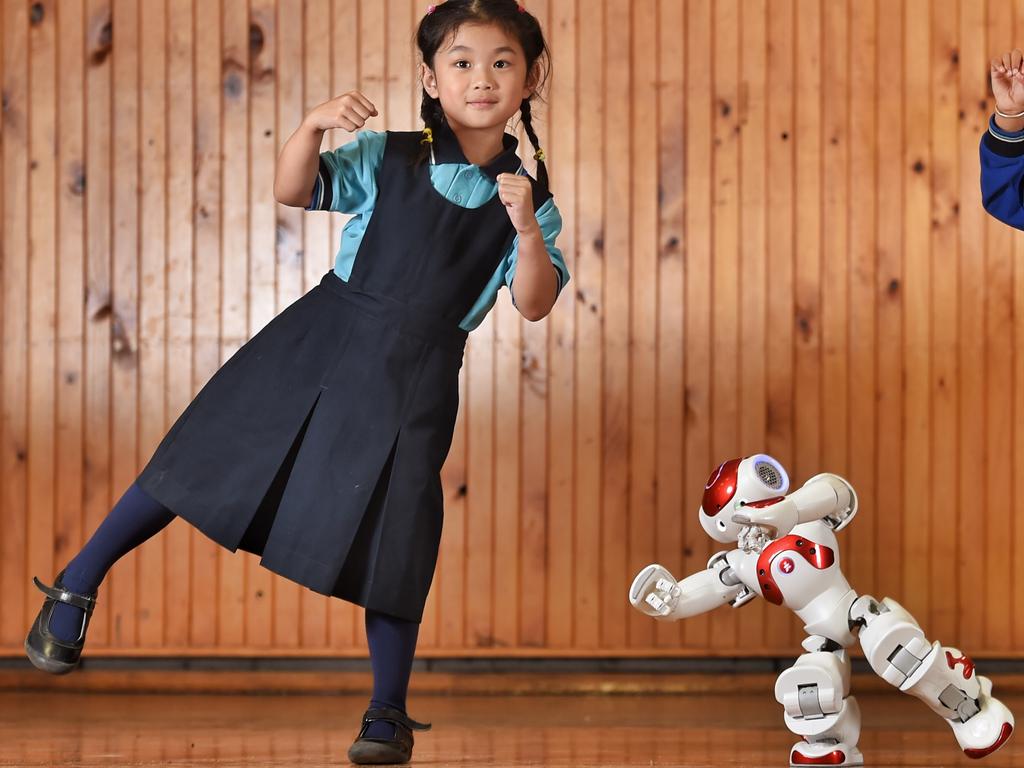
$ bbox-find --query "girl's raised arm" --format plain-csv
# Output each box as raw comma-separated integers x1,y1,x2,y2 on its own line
274,90,378,208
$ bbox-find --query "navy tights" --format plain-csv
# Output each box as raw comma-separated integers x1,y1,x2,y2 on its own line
48,483,175,643
46,482,421,741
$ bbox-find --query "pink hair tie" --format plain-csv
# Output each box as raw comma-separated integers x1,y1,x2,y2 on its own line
518,2,526,11
426,3,436,13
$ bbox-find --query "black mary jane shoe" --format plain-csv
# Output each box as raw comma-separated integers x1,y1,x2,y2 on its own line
24,570,97,675
347,706,431,765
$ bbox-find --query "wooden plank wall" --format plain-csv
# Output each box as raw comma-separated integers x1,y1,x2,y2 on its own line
1,0,1023,658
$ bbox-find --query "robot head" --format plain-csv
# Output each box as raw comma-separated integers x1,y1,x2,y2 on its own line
698,454,790,542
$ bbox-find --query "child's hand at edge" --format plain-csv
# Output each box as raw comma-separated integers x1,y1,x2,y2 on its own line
991,49,1024,132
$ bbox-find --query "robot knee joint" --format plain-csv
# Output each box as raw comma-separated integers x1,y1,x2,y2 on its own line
852,596,931,688
776,650,850,720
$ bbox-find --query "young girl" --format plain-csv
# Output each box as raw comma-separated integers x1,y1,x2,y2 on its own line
982,48,1024,227
25,1,566,763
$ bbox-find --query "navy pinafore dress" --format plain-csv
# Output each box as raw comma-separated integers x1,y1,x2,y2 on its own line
137,129,551,621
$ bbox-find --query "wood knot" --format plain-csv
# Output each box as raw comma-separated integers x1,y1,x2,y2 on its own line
69,163,86,196
90,16,113,67
223,70,244,99
249,23,265,57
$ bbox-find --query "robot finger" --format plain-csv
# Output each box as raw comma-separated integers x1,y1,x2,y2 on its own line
644,592,673,617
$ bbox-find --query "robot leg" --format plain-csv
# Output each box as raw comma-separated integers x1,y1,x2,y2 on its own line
775,639,863,766
853,596,1014,759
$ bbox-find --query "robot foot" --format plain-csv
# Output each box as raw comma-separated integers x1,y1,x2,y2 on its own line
947,675,1014,759
789,740,863,766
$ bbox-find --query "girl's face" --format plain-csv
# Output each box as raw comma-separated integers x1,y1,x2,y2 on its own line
421,22,534,134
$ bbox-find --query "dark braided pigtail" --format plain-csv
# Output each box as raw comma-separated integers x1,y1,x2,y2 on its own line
416,92,447,166
518,97,548,189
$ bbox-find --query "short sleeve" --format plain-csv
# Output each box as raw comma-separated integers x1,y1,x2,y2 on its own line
306,130,387,214
504,197,569,294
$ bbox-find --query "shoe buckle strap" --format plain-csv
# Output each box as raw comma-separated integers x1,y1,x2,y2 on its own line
33,576,97,612
363,707,432,732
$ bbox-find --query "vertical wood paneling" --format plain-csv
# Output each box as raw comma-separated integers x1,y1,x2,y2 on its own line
959,0,988,655
682,0,712,651
793,0,823,642
710,0,740,652
109,0,140,647
82,0,113,649
738,0,768,648
982,0,1014,655
903,0,933,628
2,0,30,647
847,0,877,600
137,0,167,648
763,0,796,651
874,0,905,609
930,0,960,644
2,0,1024,659
545,0,576,650
626,0,657,650
600,0,630,651
55,0,87,638
821,0,849,565
572,0,602,652
27,0,58,646
654,0,685,651
1014,4,1024,653
518,0,551,649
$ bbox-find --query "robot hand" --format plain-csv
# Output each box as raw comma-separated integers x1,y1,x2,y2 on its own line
731,497,799,540
629,564,682,620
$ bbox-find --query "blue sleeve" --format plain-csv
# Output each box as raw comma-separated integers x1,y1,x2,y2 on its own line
980,117,1024,230
504,197,569,297
306,130,386,214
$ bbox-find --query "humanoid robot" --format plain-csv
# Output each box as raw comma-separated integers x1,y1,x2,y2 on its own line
629,454,1014,766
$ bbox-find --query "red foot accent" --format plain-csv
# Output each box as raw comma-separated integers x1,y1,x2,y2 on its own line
756,535,836,605
945,650,976,679
791,748,847,765
963,722,1013,759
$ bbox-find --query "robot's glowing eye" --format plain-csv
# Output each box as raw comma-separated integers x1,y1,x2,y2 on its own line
702,458,741,515
717,520,727,530
754,459,783,489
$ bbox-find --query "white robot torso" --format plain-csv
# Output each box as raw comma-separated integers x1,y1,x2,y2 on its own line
725,521,858,646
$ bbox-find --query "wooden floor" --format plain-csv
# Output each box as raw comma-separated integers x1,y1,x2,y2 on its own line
0,689,1021,767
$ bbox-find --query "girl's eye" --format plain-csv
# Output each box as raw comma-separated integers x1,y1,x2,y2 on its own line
494,60,510,69
455,60,471,69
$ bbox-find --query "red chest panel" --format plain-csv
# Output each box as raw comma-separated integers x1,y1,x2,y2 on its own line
756,535,836,605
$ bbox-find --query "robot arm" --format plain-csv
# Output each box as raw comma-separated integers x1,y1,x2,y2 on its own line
731,472,857,539
629,553,751,621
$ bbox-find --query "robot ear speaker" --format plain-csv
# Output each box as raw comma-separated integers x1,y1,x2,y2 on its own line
753,458,785,490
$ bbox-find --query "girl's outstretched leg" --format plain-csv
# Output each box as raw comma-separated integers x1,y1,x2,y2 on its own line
25,482,175,673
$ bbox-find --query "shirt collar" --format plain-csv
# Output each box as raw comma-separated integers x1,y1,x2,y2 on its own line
431,122,523,180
